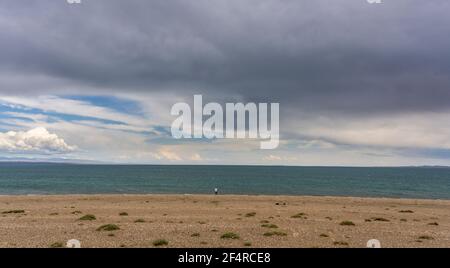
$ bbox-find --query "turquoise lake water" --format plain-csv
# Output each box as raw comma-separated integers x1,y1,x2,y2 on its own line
0,163,449,199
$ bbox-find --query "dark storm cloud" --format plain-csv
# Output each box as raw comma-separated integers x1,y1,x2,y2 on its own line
1,0,450,114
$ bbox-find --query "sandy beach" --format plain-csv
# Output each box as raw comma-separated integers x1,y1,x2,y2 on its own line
0,194,449,248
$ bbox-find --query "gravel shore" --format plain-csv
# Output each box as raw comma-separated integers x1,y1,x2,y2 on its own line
0,194,449,248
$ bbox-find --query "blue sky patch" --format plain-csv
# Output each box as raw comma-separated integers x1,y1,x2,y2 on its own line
62,95,144,117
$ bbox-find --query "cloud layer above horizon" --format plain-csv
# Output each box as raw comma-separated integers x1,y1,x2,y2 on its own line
0,127,75,154
1,0,450,165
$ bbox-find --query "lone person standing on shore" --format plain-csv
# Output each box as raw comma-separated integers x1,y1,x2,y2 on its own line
214,188,218,195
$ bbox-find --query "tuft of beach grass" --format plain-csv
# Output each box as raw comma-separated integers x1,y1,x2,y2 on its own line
291,213,307,219
50,242,64,248
399,210,414,213
263,231,287,237
153,239,169,247
261,224,278,229
370,217,390,222
333,241,349,246
221,232,240,239
97,224,120,231
418,235,434,240
2,210,25,214
79,214,96,221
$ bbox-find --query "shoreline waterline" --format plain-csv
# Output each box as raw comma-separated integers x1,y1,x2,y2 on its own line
0,193,449,202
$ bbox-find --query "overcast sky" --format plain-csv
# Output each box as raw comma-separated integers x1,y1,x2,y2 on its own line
1,0,450,165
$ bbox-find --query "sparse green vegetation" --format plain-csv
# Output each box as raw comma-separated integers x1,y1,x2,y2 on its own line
245,212,256,217
134,219,146,223
261,224,278,229
221,232,240,239
153,239,168,247
119,212,128,216
340,221,355,226
263,231,287,237
2,210,25,214
97,224,120,231
333,241,349,246
399,210,414,213
418,235,434,240
79,214,96,221
372,217,390,222
291,213,307,219
50,242,64,248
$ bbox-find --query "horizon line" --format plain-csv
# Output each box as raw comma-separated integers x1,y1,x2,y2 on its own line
0,161,449,168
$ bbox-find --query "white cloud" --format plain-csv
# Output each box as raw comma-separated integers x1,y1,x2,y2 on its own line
0,95,145,126
262,154,299,162
0,127,76,154
0,94,179,136
289,110,450,150
190,153,203,161
154,148,183,161
263,154,282,161
297,139,336,149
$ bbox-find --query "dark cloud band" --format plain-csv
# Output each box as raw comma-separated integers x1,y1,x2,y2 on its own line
1,0,450,115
